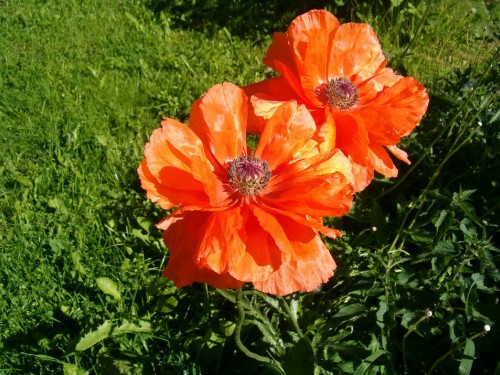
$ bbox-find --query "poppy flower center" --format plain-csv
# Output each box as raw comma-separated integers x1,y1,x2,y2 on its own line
316,77,358,110
228,156,271,196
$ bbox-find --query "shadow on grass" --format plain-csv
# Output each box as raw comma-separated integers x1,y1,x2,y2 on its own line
145,0,343,40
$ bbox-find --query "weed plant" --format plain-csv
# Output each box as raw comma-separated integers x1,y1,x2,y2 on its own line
0,0,498,374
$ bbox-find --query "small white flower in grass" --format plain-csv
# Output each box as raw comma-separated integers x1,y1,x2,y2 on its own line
484,324,491,332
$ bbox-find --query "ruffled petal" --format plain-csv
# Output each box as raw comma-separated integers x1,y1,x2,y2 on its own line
368,144,398,178
333,112,370,166
357,68,402,104
162,210,244,290
188,82,247,166
313,108,336,153
327,23,386,83
262,205,342,239
194,206,280,283
387,145,410,164
286,10,341,105
349,158,375,192
358,77,429,145
138,159,176,210
138,118,228,209
254,101,317,170
251,206,337,295
261,149,354,218
263,32,309,103
243,77,301,134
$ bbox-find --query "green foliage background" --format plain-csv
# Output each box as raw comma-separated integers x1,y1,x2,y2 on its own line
0,0,498,373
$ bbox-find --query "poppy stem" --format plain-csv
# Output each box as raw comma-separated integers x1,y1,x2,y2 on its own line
402,311,432,373
234,289,274,365
427,326,490,375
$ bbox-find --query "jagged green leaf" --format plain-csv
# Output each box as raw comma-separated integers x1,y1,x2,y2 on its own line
96,277,121,300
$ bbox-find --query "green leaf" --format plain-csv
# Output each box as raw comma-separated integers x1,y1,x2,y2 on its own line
460,218,477,239
471,273,487,290
353,350,387,375
333,303,366,318
96,277,121,300
136,216,153,232
407,229,433,244
338,362,355,373
418,240,458,260
63,363,89,375
283,336,316,375
433,240,459,255
71,251,87,275
458,338,475,375
74,319,152,352
434,210,448,229
113,319,152,335
376,300,388,328
75,320,113,352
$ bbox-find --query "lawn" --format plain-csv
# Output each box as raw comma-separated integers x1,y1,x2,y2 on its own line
0,0,498,373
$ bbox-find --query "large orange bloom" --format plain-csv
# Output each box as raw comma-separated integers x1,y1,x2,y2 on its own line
138,83,354,295
244,10,429,191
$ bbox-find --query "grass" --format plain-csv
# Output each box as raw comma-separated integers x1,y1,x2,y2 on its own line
0,0,498,373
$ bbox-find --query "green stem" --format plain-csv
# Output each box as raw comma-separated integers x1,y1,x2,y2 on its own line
392,0,429,71
234,289,273,365
402,312,432,373
427,329,488,374
388,95,492,254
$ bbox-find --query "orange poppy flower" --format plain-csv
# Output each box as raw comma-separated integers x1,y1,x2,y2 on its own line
244,10,429,191
138,83,354,295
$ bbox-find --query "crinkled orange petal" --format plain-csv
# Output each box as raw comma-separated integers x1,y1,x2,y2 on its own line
254,101,317,170
357,68,402,104
266,204,342,239
387,145,410,164
243,76,299,126
262,149,354,218
313,108,336,153
349,158,375,192
138,159,176,210
331,112,376,191
138,118,227,209
333,112,370,166
286,10,341,105
357,77,429,145
162,210,244,290
327,23,386,84
244,76,299,106
368,144,398,178
251,206,337,295
248,95,284,133
194,206,280,283
263,32,309,104
239,205,283,278
188,82,247,166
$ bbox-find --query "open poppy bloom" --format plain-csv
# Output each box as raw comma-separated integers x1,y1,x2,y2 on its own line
138,83,354,295
244,10,429,191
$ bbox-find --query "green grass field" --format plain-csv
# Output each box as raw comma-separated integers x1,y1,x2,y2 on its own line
0,0,498,373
